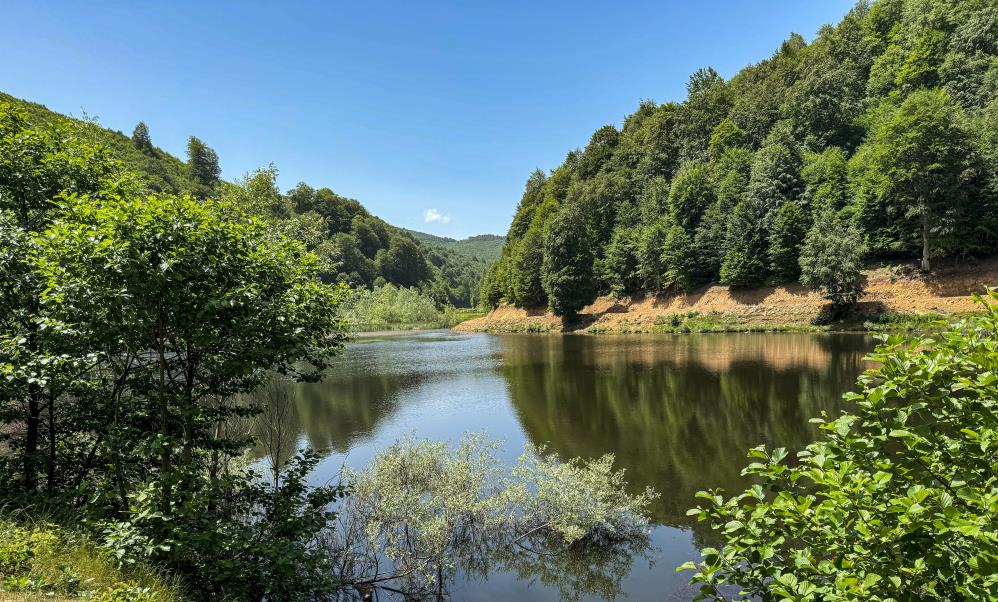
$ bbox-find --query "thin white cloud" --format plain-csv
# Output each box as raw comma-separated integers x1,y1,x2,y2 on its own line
423,208,450,224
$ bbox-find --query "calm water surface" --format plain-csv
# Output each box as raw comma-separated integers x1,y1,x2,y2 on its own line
266,331,873,600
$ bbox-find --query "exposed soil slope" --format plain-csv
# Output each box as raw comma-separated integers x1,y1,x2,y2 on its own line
456,259,998,333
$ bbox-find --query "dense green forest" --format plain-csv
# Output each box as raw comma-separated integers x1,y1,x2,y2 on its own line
483,0,998,316
0,98,650,600
0,92,488,308
405,230,506,263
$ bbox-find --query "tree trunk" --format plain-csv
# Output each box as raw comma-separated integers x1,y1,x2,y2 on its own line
24,320,40,492
921,209,930,272
47,388,56,492
25,384,39,491
158,308,172,515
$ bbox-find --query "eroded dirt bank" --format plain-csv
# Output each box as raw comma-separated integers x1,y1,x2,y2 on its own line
455,259,998,333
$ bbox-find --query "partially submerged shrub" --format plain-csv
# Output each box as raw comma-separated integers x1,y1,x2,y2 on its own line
328,433,657,600
681,290,998,600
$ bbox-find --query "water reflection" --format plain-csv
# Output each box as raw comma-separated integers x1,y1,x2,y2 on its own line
250,331,873,599
499,334,870,524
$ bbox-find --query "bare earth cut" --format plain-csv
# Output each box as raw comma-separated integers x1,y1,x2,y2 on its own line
456,259,998,333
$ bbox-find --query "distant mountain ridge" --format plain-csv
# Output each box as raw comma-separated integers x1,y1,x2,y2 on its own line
1,91,491,307
405,230,505,263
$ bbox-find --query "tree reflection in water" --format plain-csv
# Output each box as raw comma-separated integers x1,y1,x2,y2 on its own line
499,333,871,538
245,332,874,598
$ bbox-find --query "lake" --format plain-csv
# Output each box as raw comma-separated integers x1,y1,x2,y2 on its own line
260,331,874,600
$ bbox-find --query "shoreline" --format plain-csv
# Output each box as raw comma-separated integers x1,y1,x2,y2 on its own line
455,260,996,335
452,315,946,335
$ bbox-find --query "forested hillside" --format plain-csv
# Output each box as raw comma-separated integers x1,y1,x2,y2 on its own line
0,92,487,307
482,0,998,316
406,230,506,262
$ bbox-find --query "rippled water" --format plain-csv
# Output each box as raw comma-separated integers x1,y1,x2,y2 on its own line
258,331,873,600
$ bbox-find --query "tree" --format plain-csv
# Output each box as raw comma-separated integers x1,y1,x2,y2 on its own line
577,125,620,179
507,169,548,240
676,67,731,163
668,162,716,231
542,204,596,318
720,199,768,288
636,218,668,293
186,135,221,198
784,55,865,151
708,118,747,160
33,192,348,514
799,209,866,310
0,103,124,493
375,235,431,287
682,292,998,600
602,225,641,298
479,261,503,309
745,123,802,225
512,225,547,306
693,200,729,282
801,146,850,213
864,89,977,271
661,225,698,293
132,121,154,154
767,201,808,282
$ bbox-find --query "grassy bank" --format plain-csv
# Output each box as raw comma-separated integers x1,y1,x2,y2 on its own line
349,308,487,333
0,516,179,601
343,284,486,332
461,308,964,335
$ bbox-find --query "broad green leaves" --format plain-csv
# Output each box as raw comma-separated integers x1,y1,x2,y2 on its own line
681,290,998,600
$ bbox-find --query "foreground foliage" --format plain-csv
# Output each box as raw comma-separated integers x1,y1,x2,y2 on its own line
0,101,351,600
681,290,998,600
0,517,178,601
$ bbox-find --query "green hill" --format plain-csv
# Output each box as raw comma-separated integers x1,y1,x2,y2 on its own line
1,92,489,307
483,0,998,315
0,92,192,195
406,230,505,262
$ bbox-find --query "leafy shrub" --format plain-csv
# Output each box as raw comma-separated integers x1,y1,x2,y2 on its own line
864,310,949,332
328,433,657,599
799,209,866,309
0,518,176,600
681,290,998,600
343,283,458,330
103,450,343,601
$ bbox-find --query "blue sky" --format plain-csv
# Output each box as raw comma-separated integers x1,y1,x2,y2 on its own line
3,1,855,238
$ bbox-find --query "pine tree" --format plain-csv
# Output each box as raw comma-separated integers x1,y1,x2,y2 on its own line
512,226,546,306
661,225,699,292
768,201,809,282
694,200,729,281
187,136,221,198
720,199,769,288
602,225,641,297
132,121,153,153
745,123,802,225
800,209,866,310
637,218,668,292
669,162,716,231
542,204,596,318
